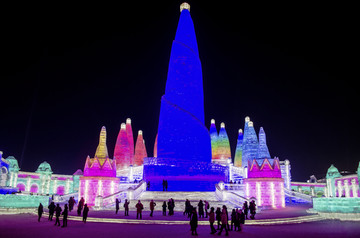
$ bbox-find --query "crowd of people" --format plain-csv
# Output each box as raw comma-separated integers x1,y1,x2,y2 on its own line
37,196,89,227
187,200,255,236
37,195,257,235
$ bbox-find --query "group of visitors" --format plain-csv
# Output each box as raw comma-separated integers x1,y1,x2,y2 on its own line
38,194,256,234
161,198,175,216
189,200,255,236
37,196,90,227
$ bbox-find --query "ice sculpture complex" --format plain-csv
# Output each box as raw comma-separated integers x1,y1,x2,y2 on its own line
143,5,227,191
79,127,119,206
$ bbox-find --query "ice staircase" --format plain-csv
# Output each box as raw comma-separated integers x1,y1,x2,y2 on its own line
137,191,239,212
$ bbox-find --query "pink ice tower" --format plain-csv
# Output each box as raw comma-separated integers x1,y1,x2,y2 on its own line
79,127,120,206
244,158,285,208
114,123,131,169
134,130,148,166
126,118,135,165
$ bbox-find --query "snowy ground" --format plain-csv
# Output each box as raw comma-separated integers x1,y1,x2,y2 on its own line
1,204,360,238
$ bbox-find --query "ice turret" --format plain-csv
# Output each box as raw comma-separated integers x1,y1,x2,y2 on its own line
210,119,218,160
83,127,117,177
114,123,131,170
242,118,259,167
256,127,271,163
233,129,243,167
95,126,109,159
156,3,211,163
126,118,135,165
134,130,148,166
214,122,231,165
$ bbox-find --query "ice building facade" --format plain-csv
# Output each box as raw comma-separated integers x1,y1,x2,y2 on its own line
79,127,120,206
0,152,81,196
244,158,285,208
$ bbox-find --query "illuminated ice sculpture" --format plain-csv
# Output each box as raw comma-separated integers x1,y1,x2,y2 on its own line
144,4,227,191
244,158,285,208
213,122,231,165
79,127,119,206
233,129,243,167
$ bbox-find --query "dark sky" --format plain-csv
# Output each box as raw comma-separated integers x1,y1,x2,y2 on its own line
2,1,358,181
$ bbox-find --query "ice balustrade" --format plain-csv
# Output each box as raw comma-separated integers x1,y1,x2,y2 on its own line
53,192,79,203
215,182,250,208
284,188,313,203
223,183,245,191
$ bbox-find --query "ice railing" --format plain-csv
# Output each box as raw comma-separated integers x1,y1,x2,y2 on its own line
215,182,250,208
99,181,147,209
53,192,79,203
223,183,245,191
284,188,313,203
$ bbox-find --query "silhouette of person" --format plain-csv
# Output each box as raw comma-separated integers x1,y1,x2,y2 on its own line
77,197,84,216
136,200,144,219
198,200,204,218
116,198,120,214
217,207,229,236
68,197,75,212
215,207,221,230
149,200,156,217
38,203,43,222
165,180,168,191
230,209,236,230
83,204,89,223
61,204,68,227
243,201,249,219
48,202,55,221
162,201,167,216
124,199,130,216
204,200,209,218
209,207,217,234
190,207,198,236
54,204,62,226
249,200,256,219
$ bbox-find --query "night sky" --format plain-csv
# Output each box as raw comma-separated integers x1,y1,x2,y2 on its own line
2,1,358,181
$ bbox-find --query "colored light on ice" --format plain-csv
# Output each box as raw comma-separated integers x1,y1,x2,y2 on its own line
256,182,262,206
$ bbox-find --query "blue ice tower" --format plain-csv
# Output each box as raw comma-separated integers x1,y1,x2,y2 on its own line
143,5,226,191
256,127,271,164
242,118,259,167
157,8,211,163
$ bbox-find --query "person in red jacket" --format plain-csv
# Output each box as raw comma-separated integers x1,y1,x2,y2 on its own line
136,200,144,219
149,200,156,217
